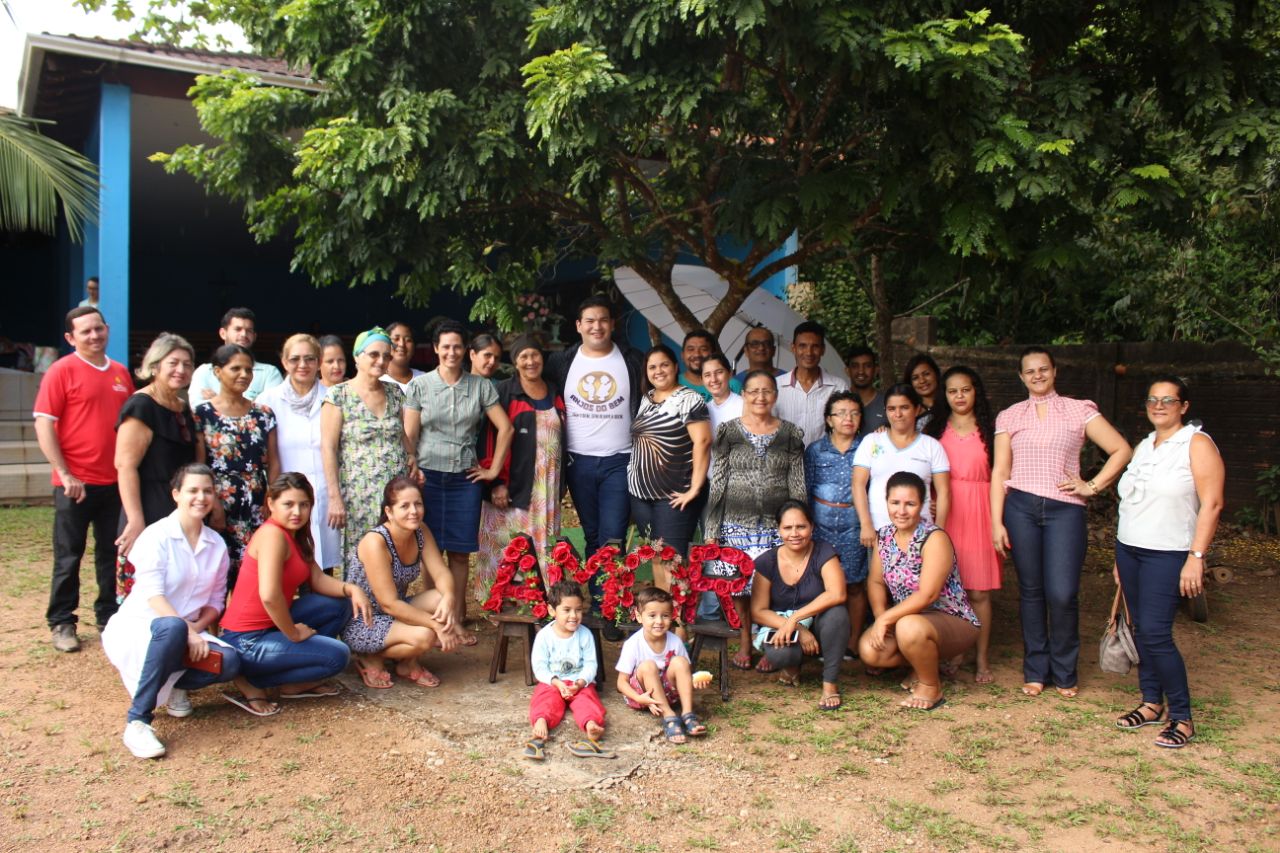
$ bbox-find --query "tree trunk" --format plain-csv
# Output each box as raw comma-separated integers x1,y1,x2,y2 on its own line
870,252,894,386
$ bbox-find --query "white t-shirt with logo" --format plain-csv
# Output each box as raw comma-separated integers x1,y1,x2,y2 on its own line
564,345,632,456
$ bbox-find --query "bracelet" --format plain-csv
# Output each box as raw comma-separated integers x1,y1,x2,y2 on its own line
1087,479,1099,495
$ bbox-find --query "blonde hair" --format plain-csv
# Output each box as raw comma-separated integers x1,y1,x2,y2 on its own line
280,333,321,363
136,333,195,382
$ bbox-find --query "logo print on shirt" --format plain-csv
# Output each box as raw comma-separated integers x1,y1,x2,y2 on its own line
577,371,617,404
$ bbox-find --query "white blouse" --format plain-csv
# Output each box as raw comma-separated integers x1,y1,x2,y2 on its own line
101,512,230,703
1117,424,1204,551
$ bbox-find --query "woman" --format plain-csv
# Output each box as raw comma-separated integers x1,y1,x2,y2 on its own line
805,391,865,655
343,477,464,688
1113,377,1223,748
627,345,711,587
704,370,807,670
195,344,279,583
220,473,373,715
750,500,850,709
321,328,417,569
318,335,347,387
102,464,241,758
115,333,198,558
853,384,950,546
404,321,514,636
469,333,503,382
258,334,341,572
903,354,942,428
925,366,1001,683
381,321,424,394
701,353,743,435
860,472,980,711
475,336,566,603
991,347,1131,698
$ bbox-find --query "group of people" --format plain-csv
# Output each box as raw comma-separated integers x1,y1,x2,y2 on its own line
34,296,1223,758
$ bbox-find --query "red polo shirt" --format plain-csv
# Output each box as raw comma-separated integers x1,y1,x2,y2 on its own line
33,353,134,486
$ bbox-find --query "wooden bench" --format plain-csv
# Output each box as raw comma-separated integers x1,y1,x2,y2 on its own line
688,619,736,702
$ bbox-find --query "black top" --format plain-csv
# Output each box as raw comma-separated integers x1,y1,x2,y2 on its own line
117,393,197,527
754,541,839,613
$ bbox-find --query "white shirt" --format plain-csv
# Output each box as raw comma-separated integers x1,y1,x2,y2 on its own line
189,360,283,408
256,383,341,568
852,431,950,531
706,392,743,481
101,512,230,703
615,629,688,675
380,369,425,395
1117,424,1205,551
564,345,632,456
775,368,849,446
531,623,598,685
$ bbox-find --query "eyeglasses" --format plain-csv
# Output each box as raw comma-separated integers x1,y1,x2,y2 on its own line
364,351,394,361
744,388,776,397
828,410,860,420
285,355,318,364
1145,396,1181,408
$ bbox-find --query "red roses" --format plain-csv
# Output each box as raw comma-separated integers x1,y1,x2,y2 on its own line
483,536,551,619
684,543,756,628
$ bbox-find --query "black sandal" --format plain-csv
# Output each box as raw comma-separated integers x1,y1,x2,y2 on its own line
1155,719,1195,749
1116,702,1164,730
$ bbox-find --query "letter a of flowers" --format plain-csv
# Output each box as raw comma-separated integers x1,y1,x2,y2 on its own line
482,535,550,620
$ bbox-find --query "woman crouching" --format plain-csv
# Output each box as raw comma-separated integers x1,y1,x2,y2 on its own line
860,472,980,711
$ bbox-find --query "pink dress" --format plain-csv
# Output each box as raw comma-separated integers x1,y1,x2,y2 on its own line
938,424,1002,591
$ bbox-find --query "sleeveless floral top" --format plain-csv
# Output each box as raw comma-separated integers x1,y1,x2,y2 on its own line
877,521,979,626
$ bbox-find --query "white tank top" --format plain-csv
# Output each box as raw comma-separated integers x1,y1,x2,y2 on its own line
1116,424,1203,551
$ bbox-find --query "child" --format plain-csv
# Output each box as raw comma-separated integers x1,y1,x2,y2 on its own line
615,586,709,744
525,581,612,760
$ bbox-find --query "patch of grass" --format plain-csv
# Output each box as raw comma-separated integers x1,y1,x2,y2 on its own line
927,778,963,796
884,800,1016,851
776,817,818,850
569,798,615,832
999,809,1044,842
163,782,202,810
686,836,721,850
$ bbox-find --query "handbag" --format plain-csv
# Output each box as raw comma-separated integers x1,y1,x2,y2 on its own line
1099,587,1140,674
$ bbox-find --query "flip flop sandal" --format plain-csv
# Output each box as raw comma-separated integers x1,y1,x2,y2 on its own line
974,669,995,685
729,653,754,671
1116,703,1165,730
459,632,480,647
1155,720,1195,749
818,694,843,712
1055,686,1079,699
776,673,799,687
354,658,393,689
398,665,441,688
661,715,687,744
522,738,546,761
222,692,281,717
1021,682,1044,697
568,740,616,759
681,712,708,736
755,658,776,674
900,694,946,712
279,683,342,699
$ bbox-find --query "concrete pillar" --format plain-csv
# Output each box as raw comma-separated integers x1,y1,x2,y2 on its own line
96,82,131,365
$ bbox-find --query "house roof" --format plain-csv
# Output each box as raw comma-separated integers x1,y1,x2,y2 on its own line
18,32,320,120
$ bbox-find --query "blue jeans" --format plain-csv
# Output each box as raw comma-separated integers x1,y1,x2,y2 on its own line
1003,489,1086,688
629,491,702,558
565,452,632,601
1115,542,1192,720
220,594,351,689
128,616,241,724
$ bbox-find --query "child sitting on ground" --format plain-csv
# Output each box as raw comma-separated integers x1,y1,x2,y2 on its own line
525,580,612,760
615,586,709,744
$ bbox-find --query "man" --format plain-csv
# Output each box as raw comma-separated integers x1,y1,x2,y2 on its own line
188,307,283,407
546,296,643,639
774,321,849,446
678,328,741,402
33,307,135,651
847,345,887,435
77,276,100,309
734,326,784,384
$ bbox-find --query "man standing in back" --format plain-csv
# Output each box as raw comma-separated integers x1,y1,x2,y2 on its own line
77,276,100,309
188,307,283,407
547,296,643,640
33,307,135,651
678,329,741,402
846,346,887,435
734,326,784,384
774,321,848,446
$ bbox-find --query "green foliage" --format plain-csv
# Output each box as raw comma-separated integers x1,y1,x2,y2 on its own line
0,113,99,241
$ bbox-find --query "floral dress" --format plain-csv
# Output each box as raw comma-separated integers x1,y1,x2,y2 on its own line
877,521,980,626
194,402,276,580
323,382,410,569
341,524,423,654
474,406,562,603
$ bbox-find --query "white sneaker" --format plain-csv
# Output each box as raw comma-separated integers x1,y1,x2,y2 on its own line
123,720,166,759
165,689,193,718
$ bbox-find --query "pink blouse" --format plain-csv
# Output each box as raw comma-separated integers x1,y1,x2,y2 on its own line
994,392,1098,506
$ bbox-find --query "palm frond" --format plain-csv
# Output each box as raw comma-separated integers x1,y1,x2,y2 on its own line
0,113,100,241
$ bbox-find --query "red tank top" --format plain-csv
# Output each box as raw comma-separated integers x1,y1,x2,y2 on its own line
222,519,311,631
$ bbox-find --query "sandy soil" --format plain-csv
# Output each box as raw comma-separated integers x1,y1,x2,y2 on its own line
0,506,1277,852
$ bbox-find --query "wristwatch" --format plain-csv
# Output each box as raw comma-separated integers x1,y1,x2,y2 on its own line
1189,550,1205,559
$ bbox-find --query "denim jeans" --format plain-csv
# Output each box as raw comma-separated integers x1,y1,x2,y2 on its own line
128,616,242,724
629,492,701,558
220,594,351,689
48,484,122,628
1003,488,1086,688
1115,542,1193,720
565,452,632,602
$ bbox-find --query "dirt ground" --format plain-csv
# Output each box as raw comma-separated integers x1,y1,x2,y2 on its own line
1,505,1277,853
